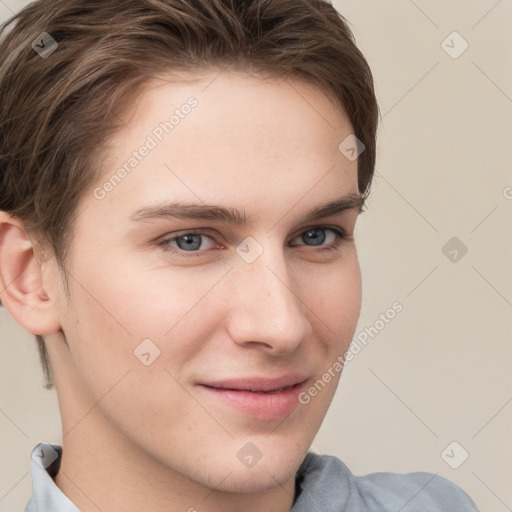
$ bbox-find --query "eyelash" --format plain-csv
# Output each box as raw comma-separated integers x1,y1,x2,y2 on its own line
157,226,350,257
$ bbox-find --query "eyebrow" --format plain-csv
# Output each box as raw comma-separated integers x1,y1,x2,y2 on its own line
128,193,365,226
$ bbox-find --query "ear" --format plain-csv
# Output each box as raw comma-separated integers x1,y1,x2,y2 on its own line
0,211,61,335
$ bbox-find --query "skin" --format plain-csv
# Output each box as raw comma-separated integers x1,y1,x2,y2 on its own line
0,70,363,512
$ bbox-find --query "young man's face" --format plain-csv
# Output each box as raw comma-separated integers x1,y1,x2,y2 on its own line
42,70,362,497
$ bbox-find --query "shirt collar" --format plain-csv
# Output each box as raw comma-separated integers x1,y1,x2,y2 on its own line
27,442,80,512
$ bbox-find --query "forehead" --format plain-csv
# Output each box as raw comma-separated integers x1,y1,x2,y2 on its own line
104,69,354,162
83,70,359,225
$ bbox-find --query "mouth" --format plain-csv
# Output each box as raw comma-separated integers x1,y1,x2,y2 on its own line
196,375,308,420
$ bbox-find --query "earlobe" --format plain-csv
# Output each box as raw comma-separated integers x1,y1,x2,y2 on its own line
0,211,61,335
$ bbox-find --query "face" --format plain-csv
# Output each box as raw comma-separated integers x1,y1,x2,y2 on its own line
45,70,363,493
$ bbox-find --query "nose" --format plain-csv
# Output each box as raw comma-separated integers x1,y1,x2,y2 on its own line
225,244,312,355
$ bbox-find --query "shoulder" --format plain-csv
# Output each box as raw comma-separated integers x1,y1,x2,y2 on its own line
354,468,480,511
295,452,480,512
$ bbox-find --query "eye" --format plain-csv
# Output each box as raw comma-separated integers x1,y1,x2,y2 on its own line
289,227,347,252
157,226,349,257
158,231,217,253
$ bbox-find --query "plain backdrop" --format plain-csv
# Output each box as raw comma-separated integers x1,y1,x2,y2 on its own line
1,1,511,511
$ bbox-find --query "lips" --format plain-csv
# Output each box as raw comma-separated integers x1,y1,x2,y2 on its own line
196,374,308,420
199,374,307,393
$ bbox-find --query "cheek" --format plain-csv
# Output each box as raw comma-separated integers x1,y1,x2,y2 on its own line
60,287,136,400
302,252,362,344
59,273,207,443
60,254,226,392
93,251,231,336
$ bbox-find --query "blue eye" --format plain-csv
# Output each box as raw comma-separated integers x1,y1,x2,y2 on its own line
161,232,216,252
290,227,347,253
158,227,348,256
299,228,331,246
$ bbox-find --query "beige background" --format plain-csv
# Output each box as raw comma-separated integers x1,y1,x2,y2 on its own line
1,1,511,511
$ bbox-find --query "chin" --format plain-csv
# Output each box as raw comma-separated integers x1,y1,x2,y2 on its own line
215,463,298,494
209,440,308,493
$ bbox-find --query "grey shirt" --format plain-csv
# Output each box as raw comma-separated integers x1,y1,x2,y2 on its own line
25,442,479,511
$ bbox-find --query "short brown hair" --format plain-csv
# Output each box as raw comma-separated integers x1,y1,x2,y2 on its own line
0,0,379,388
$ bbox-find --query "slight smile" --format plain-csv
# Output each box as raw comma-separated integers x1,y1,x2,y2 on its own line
196,375,309,420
